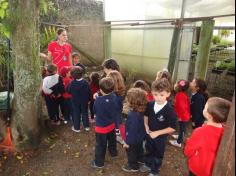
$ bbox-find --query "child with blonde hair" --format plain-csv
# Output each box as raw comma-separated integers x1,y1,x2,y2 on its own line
107,70,126,139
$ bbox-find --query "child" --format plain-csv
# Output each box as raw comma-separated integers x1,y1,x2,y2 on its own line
184,97,231,176
140,78,177,176
133,80,154,102
67,66,91,132
59,66,72,124
72,52,86,74
107,70,126,141
89,72,100,122
91,77,119,169
190,78,208,129
42,64,65,125
155,68,172,84
121,88,147,173
169,79,190,147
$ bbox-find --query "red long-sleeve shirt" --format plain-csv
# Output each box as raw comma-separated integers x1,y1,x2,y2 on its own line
184,124,224,176
62,77,72,99
174,92,190,121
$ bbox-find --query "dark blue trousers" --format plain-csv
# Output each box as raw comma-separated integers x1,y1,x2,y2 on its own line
72,103,89,130
44,95,59,121
177,121,187,144
126,142,144,169
63,98,72,121
95,130,117,167
145,136,167,174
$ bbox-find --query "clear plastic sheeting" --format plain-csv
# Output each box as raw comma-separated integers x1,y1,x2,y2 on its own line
111,28,174,79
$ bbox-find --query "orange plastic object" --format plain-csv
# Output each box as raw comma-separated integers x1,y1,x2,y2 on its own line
0,127,15,152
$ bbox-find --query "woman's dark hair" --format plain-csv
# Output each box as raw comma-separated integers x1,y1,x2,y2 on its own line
99,77,114,94
133,80,150,92
70,66,83,79
102,58,120,71
57,28,66,35
90,72,100,88
195,78,208,101
126,88,148,113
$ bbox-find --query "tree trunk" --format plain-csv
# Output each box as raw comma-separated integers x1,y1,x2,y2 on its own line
9,0,41,150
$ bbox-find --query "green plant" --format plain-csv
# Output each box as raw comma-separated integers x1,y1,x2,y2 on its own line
220,39,234,47
40,26,56,51
212,35,221,45
220,30,231,38
227,60,235,72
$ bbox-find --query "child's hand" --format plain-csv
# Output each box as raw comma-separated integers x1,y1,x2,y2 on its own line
123,143,129,149
93,92,98,99
145,126,151,134
149,131,159,139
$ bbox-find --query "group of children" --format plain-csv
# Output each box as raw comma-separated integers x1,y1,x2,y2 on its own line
41,57,232,176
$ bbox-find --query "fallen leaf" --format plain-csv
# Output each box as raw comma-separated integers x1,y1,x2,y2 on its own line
49,144,56,149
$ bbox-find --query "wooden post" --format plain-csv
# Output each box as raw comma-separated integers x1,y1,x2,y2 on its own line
194,20,215,79
168,24,181,75
104,21,112,59
213,93,235,176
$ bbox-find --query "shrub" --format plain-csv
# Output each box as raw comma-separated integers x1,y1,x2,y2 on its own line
212,35,221,45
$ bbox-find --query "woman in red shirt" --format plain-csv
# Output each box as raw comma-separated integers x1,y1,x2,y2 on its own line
47,28,72,72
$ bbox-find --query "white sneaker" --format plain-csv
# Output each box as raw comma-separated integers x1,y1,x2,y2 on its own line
169,140,181,148
85,127,90,132
64,120,68,124
72,126,80,133
171,134,179,140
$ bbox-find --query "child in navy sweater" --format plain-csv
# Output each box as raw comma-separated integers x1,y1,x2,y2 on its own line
67,66,91,132
42,64,65,125
121,88,147,173
140,78,177,176
190,78,208,129
91,77,119,169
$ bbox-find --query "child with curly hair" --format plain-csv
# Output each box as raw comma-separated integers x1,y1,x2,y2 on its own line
121,88,148,172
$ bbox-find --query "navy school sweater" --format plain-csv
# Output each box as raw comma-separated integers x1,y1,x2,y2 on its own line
125,111,146,145
67,79,91,104
190,92,206,123
145,101,177,138
94,93,119,128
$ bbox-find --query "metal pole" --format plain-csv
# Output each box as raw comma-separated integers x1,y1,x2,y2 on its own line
6,39,11,125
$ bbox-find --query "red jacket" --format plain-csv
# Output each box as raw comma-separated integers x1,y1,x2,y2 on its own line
62,77,72,99
174,92,190,121
184,124,224,176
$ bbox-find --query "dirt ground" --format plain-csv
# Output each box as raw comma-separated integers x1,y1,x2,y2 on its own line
0,121,190,176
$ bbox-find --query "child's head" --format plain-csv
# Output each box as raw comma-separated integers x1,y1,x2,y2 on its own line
89,72,100,87
59,66,71,78
70,66,83,79
203,97,231,123
174,79,189,92
133,80,150,92
107,70,126,96
99,77,115,95
72,52,80,65
156,69,172,83
190,78,208,100
46,64,57,75
126,88,148,113
102,58,120,75
151,78,172,105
